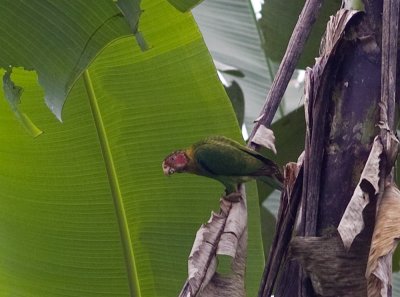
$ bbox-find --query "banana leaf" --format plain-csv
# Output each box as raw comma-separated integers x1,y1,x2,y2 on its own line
0,1,263,296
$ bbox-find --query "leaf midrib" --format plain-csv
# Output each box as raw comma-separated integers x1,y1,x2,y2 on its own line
83,69,140,297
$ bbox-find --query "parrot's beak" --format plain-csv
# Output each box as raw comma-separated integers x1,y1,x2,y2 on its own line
162,161,174,176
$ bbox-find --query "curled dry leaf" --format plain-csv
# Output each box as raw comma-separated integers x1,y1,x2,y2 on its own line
284,161,301,197
366,185,400,297
320,9,360,57
186,211,226,296
217,198,247,258
378,127,400,170
284,162,300,184
251,125,277,154
311,9,361,92
338,136,382,249
180,191,247,297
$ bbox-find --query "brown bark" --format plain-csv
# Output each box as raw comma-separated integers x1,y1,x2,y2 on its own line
276,11,382,297
256,0,400,296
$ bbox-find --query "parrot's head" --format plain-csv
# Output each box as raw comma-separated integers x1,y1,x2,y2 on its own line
162,150,189,176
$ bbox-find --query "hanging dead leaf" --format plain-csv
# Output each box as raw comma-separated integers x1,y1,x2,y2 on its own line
338,136,382,249
179,189,247,297
186,211,225,296
217,198,247,258
366,185,400,297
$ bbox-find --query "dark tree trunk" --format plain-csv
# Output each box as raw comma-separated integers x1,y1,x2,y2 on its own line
275,4,388,297
257,0,400,296
317,17,381,233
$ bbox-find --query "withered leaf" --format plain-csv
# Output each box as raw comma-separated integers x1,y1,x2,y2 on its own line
251,125,277,154
320,9,360,57
338,136,382,249
180,192,247,297
367,185,400,297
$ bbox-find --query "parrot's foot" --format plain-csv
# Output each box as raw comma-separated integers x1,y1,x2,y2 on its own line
223,191,243,202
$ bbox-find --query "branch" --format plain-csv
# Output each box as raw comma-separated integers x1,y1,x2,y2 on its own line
248,0,324,146
257,163,304,297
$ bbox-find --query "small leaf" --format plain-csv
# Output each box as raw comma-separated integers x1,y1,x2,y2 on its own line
251,125,277,154
367,186,400,297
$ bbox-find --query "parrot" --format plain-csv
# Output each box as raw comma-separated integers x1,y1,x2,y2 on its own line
162,136,284,201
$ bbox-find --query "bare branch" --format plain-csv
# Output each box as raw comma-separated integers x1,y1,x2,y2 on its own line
258,163,304,297
248,0,324,146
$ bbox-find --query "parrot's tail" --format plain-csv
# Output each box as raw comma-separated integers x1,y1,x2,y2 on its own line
254,163,284,191
258,175,284,191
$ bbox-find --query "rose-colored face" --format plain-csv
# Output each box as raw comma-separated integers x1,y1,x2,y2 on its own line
162,151,188,175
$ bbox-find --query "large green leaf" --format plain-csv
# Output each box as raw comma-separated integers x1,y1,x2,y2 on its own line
0,1,263,296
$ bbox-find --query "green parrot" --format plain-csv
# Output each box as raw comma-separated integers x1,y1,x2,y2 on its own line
162,136,283,201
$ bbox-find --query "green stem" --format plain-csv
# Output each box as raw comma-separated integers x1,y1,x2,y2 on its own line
83,69,140,297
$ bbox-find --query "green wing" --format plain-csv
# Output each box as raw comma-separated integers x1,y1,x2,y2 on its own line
193,136,266,176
